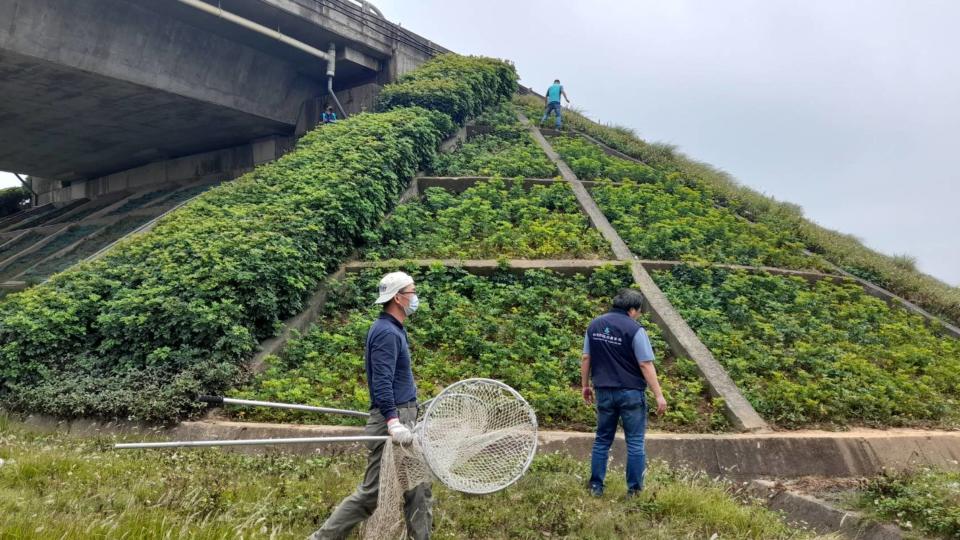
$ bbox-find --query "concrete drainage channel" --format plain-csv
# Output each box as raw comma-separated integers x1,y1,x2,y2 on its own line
17,414,960,478
748,480,905,539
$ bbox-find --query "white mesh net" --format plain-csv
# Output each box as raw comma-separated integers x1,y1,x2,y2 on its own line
363,378,538,539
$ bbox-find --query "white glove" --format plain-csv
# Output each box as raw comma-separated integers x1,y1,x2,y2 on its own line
387,418,414,446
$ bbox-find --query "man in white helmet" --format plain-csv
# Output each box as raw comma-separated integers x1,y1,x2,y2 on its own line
310,271,432,540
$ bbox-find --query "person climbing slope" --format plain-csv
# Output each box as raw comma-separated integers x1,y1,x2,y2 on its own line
540,78,570,129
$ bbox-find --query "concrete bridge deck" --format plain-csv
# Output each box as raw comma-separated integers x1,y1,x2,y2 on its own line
0,0,443,203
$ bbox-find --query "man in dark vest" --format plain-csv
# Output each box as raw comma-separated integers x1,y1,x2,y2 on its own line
581,288,667,497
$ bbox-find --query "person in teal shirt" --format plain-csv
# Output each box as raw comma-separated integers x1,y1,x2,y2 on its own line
540,79,570,129
321,105,338,124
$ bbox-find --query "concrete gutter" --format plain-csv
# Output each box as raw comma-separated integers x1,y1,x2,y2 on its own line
18,413,960,482
519,111,770,433
748,480,903,539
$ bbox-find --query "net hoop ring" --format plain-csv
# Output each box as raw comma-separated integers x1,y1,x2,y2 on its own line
417,378,539,494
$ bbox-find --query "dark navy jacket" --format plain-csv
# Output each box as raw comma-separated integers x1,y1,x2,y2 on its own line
584,309,654,390
365,312,417,420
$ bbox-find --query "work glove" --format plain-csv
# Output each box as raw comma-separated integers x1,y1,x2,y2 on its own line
387,418,414,446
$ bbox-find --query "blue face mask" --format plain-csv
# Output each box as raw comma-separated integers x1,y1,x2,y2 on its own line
404,294,419,316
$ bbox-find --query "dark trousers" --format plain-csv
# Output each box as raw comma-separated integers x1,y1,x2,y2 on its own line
309,403,433,539
589,388,648,493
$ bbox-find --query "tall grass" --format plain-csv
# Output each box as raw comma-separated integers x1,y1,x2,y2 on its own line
0,417,830,539
854,468,960,537
515,94,960,327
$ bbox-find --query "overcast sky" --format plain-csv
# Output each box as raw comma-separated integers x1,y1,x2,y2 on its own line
373,0,960,286
4,0,956,285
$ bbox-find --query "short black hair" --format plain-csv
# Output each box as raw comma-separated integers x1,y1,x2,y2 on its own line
554,78,560,83
612,288,644,312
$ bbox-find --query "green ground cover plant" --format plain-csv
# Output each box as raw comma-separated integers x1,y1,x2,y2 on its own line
653,264,960,429
0,55,515,423
590,174,825,270
0,417,816,539
854,468,960,538
362,177,612,259
549,135,662,183
515,94,960,326
430,103,558,177
231,265,728,432
378,55,517,125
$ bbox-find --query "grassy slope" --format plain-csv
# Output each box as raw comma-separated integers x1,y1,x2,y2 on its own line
515,94,960,327
0,416,827,539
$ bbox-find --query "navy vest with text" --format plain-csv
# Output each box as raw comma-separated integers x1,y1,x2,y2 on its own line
586,309,646,390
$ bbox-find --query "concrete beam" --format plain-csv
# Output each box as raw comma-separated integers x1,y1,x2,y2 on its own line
519,111,770,433
250,264,348,374
540,127,653,167
628,261,771,433
0,281,28,293
345,259,623,277
339,45,380,72
0,224,69,271
519,112,634,260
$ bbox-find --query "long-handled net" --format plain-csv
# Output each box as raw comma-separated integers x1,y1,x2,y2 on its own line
114,378,538,539
364,378,538,538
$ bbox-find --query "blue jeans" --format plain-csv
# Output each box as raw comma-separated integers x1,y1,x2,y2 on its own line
590,388,647,493
541,101,563,128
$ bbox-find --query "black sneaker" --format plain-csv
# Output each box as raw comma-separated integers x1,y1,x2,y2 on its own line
589,485,604,498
